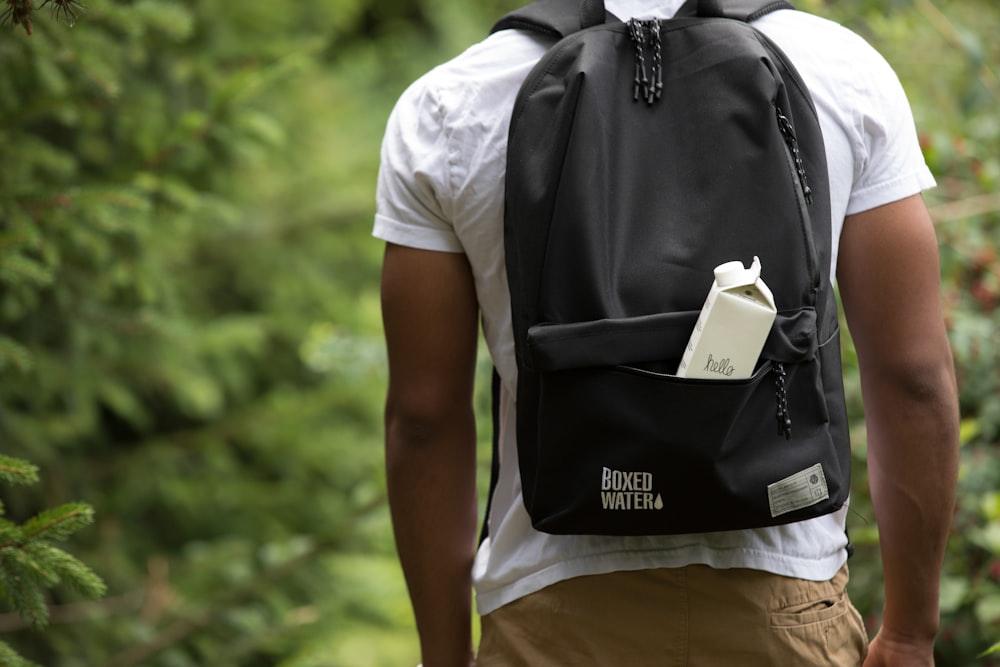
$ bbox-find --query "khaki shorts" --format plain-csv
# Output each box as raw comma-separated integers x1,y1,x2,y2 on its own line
478,564,868,666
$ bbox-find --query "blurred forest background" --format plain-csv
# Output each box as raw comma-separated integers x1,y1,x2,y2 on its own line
0,0,997,665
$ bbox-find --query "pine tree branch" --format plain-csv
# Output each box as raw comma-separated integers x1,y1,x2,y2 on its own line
1,0,85,35
0,640,43,667
22,504,94,542
0,0,35,35
0,504,95,550
0,456,39,487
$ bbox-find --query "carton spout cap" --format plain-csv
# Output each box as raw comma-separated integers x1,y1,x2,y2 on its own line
714,256,762,288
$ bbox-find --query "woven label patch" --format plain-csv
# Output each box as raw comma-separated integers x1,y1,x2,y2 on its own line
767,463,829,518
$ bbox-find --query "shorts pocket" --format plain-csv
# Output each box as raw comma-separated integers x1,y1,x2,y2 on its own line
770,593,851,627
768,590,868,666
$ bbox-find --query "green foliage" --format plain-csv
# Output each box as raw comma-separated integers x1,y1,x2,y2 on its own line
2,0,502,664
0,455,39,487
0,456,105,666
0,642,41,667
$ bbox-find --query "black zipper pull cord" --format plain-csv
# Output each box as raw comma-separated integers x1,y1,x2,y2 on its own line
774,363,792,440
628,19,648,102
648,19,663,103
775,106,813,205
628,20,662,105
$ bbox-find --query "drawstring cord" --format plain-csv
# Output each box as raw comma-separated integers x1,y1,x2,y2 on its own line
628,19,662,105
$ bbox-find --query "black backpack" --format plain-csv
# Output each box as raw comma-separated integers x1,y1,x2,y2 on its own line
493,0,852,536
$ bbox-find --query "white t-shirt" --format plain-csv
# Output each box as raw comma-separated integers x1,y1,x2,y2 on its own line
374,0,935,615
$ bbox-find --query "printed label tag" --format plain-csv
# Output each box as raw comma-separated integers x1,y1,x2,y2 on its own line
767,463,830,517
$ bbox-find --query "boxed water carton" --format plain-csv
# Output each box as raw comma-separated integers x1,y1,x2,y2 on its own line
676,256,776,380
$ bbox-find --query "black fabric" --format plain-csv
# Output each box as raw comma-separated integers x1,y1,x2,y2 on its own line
525,309,818,373
491,0,611,37
480,368,502,545
492,0,796,35
494,0,851,536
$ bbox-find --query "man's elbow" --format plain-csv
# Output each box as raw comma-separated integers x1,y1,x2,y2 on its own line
383,399,478,490
885,356,955,404
384,397,475,450
861,350,959,435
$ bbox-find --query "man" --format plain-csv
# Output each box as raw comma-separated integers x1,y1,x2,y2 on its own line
375,0,960,664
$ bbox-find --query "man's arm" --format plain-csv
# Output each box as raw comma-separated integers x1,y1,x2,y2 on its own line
837,194,960,666
381,243,480,667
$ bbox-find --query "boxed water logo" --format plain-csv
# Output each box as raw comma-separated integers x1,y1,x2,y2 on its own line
676,257,776,380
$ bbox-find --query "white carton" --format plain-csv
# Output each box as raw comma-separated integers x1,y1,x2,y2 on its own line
676,257,776,379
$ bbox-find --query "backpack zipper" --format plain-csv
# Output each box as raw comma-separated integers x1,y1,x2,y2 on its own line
775,102,822,301
775,105,813,205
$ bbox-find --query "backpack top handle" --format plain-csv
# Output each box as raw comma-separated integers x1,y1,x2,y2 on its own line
492,0,796,39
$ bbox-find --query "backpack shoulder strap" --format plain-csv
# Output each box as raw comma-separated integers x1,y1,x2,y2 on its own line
490,0,612,38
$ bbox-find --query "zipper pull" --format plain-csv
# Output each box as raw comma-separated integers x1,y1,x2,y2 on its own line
628,19,648,102
774,363,792,440
648,20,663,103
775,106,813,205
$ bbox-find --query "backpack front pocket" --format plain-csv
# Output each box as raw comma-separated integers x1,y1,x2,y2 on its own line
520,312,846,536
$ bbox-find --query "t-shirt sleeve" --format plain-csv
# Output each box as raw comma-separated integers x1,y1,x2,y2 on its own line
845,45,935,215
373,77,465,253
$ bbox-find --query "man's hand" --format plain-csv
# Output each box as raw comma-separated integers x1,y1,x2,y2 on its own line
863,630,936,667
